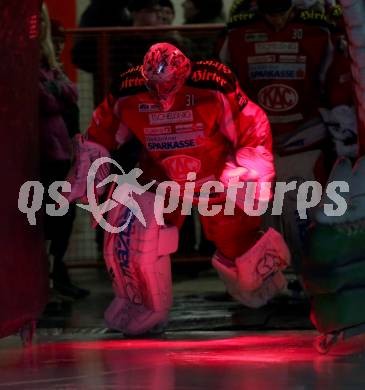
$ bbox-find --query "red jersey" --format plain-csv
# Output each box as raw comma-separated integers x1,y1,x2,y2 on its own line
87,61,272,196
221,8,344,136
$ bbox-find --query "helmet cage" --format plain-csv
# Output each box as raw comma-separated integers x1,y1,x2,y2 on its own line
142,43,191,110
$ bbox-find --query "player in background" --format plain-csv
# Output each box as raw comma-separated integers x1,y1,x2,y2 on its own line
220,0,356,272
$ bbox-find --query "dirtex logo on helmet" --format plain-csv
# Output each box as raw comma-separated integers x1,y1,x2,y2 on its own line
18,157,350,233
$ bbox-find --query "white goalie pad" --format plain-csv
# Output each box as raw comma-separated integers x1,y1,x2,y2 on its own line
66,134,110,203
234,228,290,291
212,229,290,307
319,105,358,158
212,230,289,308
237,272,287,309
103,191,178,334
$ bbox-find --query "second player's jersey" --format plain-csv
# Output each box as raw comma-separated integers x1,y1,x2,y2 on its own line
221,11,334,136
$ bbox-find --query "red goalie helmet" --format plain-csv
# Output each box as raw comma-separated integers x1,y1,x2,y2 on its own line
142,42,191,111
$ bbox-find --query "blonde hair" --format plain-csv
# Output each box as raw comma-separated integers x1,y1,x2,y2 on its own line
40,3,59,69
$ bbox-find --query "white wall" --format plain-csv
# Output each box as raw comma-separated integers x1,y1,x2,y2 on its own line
76,0,89,21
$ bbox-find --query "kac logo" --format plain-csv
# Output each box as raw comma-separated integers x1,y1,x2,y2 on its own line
258,84,298,112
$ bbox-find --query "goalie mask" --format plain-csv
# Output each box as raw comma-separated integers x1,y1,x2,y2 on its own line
142,43,191,111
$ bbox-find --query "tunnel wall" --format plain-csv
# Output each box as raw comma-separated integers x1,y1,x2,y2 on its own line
0,0,48,338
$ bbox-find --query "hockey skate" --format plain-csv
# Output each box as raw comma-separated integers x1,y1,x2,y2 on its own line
315,322,365,354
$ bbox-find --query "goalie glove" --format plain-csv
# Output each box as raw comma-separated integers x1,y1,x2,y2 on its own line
220,146,275,208
66,134,111,203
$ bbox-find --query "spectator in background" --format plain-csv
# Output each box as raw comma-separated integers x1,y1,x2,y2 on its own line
181,0,225,60
78,0,131,29
129,0,163,26
71,0,132,106
160,0,175,25
51,19,81,141
183,0,225,24
72,0,164,106
71,0,132,105
50,19,66,63
40,4,89,299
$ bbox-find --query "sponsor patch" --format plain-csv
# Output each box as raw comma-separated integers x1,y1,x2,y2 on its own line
144,126,172,135
176,123,205,133
249,63,306,80
161,155,202,182
245,32,268,42
194,122,205,131
138,103,160,112
175,124,193,133
255,42,299,54
146,131,205,151
258,84,299,112
247,55,276,64
279,55,306,63
149,110,193,125
268,113,304,123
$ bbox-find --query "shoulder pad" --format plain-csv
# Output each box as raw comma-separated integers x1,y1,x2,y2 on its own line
110,66,148,98
227,10,258,29
186,61,238,94
227,0,259,28
297,9,332,28
329,4,343,19
187,61,248,111
229,0,256,17
325,4,345,30
229,0,245,17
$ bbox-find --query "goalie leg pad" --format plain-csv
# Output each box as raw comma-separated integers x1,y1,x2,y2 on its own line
103,191,178,334
212,250,287,308
311,289,365,334
104,297,169,335
234,228,290,291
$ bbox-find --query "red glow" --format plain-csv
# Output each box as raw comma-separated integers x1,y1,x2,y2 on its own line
28,332,341,363
2,331,364,389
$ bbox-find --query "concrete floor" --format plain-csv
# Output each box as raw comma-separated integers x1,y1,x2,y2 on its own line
2,331,365,389
1,266,365,389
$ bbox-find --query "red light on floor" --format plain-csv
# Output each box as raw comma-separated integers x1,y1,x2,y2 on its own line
35,332,339,363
